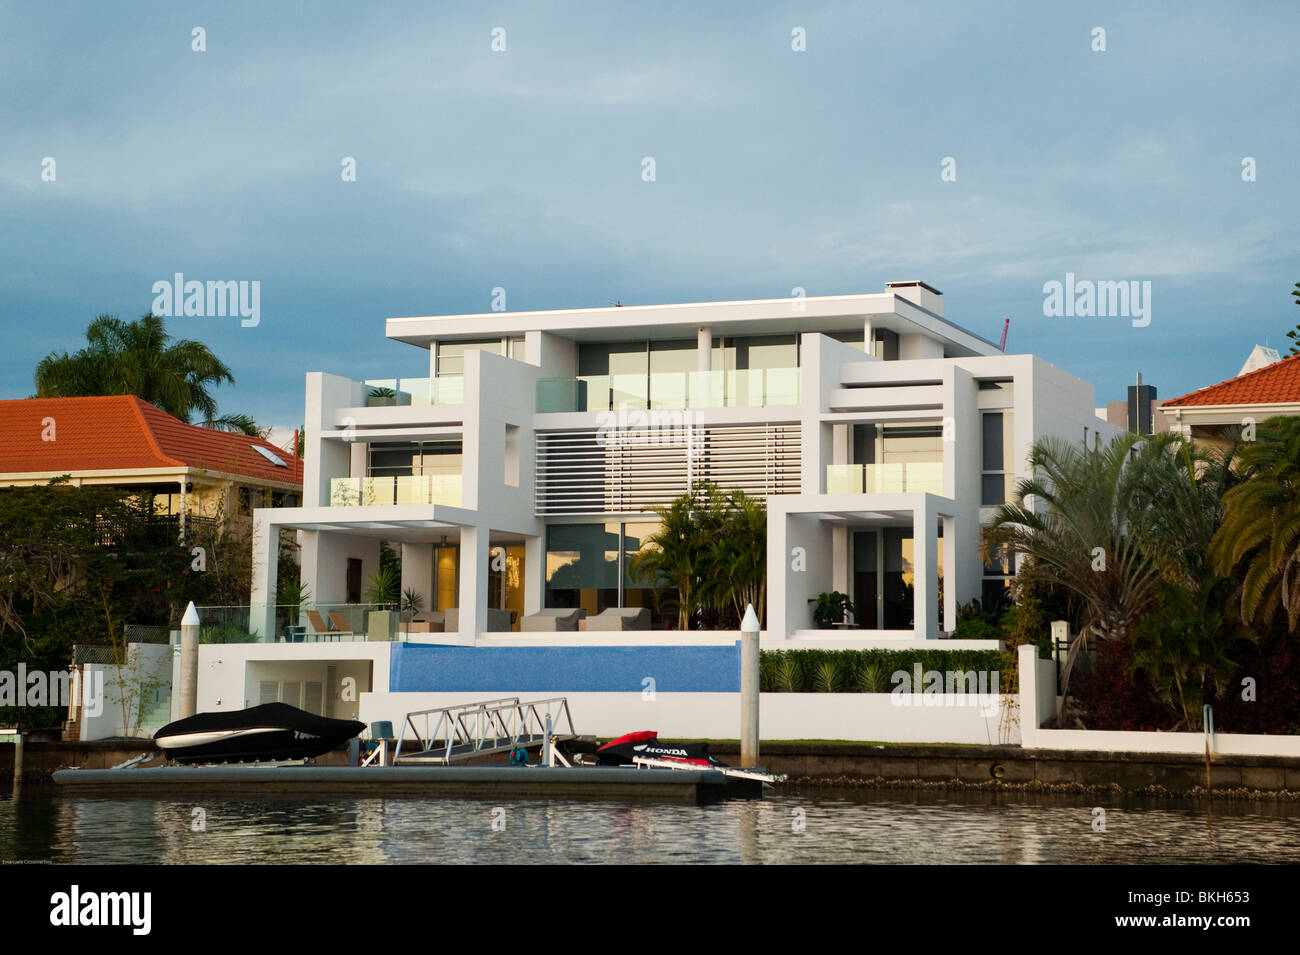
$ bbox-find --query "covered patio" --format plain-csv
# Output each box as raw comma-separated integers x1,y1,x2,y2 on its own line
766,492,960,640
249,502,545,643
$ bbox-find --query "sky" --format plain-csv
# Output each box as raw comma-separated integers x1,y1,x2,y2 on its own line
2,1,1297,442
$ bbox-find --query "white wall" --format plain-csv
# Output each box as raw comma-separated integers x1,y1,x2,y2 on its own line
360,690,1018,745
80,644,173,741
197,642,392,714
1017,645,1300,757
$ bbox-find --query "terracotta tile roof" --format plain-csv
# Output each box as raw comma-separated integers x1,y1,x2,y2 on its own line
1164,352,1300,408
0,395,303,485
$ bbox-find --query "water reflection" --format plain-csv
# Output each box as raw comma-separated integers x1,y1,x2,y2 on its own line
1,786,1298,864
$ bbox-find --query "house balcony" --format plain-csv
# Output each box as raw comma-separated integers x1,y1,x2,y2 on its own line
328,474,463,507
825,462,944,495
537,368,800,413
362,377,464,407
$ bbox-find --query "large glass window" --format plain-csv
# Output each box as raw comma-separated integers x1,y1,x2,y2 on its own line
981,411,1015,505
544,521,678,629
622,522,674,629
368,441,462,478
436,340,501,377
544,523,621,617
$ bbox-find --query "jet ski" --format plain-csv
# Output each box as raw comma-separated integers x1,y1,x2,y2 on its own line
594,730,717,768
154,702,365,765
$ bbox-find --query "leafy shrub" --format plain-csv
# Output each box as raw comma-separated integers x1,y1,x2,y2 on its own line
760,649,1008,693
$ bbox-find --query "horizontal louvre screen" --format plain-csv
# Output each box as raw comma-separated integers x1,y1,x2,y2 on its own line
536,424,801,515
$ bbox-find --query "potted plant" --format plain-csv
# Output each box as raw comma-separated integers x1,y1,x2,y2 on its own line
367,386,398,407
812,591,855,629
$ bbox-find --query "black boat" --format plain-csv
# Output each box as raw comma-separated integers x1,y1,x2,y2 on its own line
154,703,365,765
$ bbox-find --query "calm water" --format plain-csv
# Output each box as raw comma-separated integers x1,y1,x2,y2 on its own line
2,786,1298,864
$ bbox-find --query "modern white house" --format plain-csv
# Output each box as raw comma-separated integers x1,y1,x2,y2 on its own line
248,280,1116,646
218,281,1117,739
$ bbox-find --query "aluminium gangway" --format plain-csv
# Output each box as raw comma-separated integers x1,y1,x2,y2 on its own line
392,696,577,765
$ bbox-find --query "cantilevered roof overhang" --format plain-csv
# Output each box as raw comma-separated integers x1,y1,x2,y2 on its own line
384,293,1000,358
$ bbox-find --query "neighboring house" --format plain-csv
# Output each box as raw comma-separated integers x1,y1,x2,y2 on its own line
0,395,304,545
249,280,1117,648
1161,351,1300,451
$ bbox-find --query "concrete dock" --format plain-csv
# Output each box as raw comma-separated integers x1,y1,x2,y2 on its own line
51,764,758,802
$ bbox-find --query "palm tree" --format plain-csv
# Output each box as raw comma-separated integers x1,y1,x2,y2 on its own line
35,313,235,422
200,413,270,438
982,432,1191,701
1209,416,1300,631
630,483,727,629
709,488,767,623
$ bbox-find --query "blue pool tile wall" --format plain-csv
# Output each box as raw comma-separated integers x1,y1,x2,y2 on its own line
389,643,741,693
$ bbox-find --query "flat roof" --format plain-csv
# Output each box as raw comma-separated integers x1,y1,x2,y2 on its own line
384,292,1001,357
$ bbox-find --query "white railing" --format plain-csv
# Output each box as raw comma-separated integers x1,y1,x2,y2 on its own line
393,697,576,764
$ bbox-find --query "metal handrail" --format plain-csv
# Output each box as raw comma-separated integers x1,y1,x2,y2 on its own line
393,697,575,764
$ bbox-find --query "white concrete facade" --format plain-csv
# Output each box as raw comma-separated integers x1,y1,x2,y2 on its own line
249,280,1119,653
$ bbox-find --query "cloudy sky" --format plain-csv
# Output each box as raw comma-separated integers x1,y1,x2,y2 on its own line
2,1,1296,439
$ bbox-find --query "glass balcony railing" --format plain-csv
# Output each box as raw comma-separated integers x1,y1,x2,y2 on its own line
363,377,464,407
329,474,463,507
537,368,801,413
825,462,945,495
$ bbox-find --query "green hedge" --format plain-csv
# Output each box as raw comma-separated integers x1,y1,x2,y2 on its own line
759,649,1013,694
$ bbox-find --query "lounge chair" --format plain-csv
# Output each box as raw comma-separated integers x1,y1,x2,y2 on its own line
305,610,348,640
521,608,586,632
327,612,356,637
584,607,651,631
444,608,514,632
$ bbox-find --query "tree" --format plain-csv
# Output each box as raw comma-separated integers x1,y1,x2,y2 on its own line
1286,282,1300,356
1209,416,1300,631
35,312,235,422
709,488,767,623
983,433,1171,645
630,484,724,629
0,479,196,728
200,413,269,438
629,483,767,630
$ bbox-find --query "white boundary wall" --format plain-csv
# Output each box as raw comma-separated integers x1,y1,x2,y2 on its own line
361,690,1018,745
1017,644,1300,757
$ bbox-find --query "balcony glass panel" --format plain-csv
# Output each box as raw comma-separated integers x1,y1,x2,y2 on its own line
825,462,945,495
536,368,800,412
329,475,462,507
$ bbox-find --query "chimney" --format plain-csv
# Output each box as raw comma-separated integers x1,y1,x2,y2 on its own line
885,280,943,317
1127,372,1157,434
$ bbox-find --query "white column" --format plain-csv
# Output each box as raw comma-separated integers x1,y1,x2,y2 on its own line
697,326,711,372
1018,644,1041,746
457,524,491,641
863,318,873,356
911,497,937,638
831,525,848,596
249,513,279,641
524,534,544,615
400,543,434,615
942,513,957,633
766,503,789,640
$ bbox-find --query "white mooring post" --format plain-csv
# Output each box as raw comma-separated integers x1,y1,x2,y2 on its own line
179,601,200,719
740,604,760,768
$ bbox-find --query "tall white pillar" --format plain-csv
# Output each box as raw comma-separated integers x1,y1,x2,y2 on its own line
524,534,544,615
912,497,938,638
941,513,958,633
457,524,492,641
249,513,279,641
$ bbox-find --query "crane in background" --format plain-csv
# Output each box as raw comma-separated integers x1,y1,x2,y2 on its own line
998,318,1010,352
